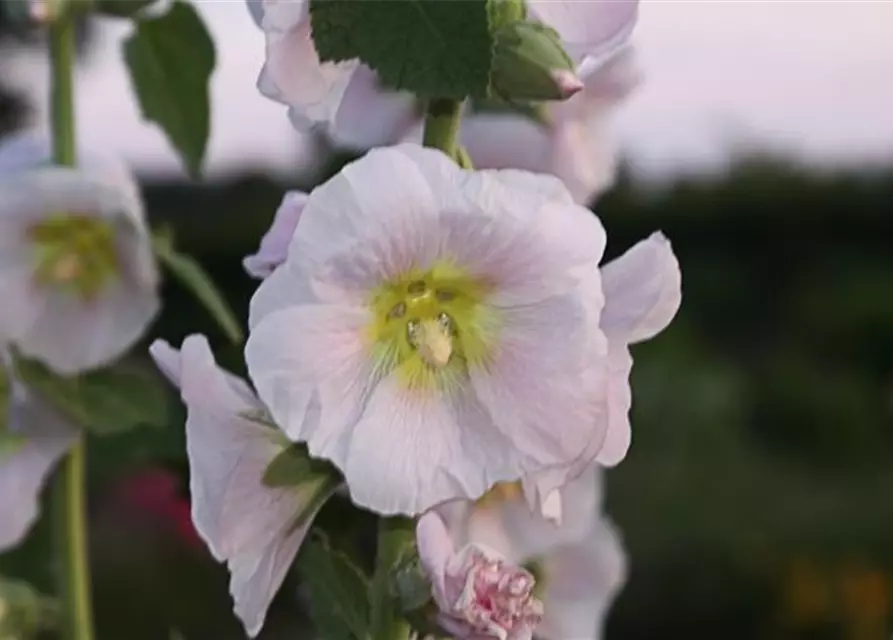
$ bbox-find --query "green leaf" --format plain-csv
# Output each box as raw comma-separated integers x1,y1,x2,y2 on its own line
262,443,340,489
123,0,215,178
309,0,494,99
298,534,372,640
11,355,169,436
152,230,244,346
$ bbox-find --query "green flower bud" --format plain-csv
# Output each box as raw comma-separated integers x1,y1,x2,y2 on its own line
491,21,583,103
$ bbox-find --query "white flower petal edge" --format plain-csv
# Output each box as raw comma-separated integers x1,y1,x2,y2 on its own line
0,379,77,551
527,0,639,63
596,231,681,466
149,335,337,638
247,144,609,516
243,191,308,279
250,0,416,149
536,517,627,640
0,134,159,375
522,232,680,515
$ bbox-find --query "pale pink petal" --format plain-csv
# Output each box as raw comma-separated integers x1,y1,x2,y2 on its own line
417,510,456,608
600,232,682,344
537,518,627,640
341,371,528,516
595,346,633,467
468,291,598,465
286,145,462,287
152,335,335,638
245,305,376,464
0,382,77,551
244,191,308,279
528,0,639,61
458,113,553,176
247,260,318,330
330,65,419,150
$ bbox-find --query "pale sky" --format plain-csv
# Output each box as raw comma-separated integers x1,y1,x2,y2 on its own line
3,0,893,180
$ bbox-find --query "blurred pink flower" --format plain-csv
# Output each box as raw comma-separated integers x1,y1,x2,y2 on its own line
417,510,544,640
114,469,201,549
458,49,642,205
246,0,638,152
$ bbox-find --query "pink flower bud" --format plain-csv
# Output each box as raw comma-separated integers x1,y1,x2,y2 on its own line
418,511,543,640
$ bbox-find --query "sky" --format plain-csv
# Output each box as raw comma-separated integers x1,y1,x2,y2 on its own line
3,0,893,180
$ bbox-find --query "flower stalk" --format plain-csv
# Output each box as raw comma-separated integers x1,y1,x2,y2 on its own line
421,98,462,159
48,5,96,640
370,517,414,640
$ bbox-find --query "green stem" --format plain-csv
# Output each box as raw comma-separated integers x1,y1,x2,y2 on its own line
370,517,414,640
421,98,462,158
49,7,95,640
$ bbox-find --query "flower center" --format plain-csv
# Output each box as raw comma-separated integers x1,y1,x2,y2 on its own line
29,214,119,300
367,260,497,391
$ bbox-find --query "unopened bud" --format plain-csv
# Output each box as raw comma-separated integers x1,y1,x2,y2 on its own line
491,21,582,102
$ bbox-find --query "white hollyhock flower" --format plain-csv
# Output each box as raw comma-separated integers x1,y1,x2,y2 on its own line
457,49,642,205
248,0,637,151
524,232,681,522
243,190,307,279
246,143,609,517
0,133,159,375
149,335,339,638
0,376,77,551
434,467,626,640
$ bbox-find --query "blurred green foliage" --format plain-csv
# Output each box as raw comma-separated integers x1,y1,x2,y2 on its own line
2,154,892,639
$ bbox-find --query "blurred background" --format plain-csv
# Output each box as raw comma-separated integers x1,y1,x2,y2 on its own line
1,2,892,639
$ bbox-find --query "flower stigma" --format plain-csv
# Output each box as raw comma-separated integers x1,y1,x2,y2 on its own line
367,260,498,391
29,214,119,300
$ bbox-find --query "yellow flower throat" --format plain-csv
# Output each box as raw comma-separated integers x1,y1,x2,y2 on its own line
29,214,119,300
367,259,498,391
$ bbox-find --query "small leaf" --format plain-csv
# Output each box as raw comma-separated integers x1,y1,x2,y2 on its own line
11,355,169,436
123,0,215,178
152,230,244,346
262,443,340,489
309,0,494,99
298,534,371,640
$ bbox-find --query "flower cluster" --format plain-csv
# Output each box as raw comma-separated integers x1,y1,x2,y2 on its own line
1,0,681,639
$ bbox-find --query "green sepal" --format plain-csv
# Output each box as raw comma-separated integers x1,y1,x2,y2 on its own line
262,442,341,489
491,21,578,102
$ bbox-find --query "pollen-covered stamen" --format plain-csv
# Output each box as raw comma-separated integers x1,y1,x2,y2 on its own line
29,213,119,300
407,313,454,369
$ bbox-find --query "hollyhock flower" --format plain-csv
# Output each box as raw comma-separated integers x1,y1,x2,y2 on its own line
435,467,626,640
243,190,307,279
149,334,340,638
0,132,159,374
247,0,637,150
0,376,77,551
524,232,681,522
245,144,608,516
457,49,641,205
417,509,544,640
